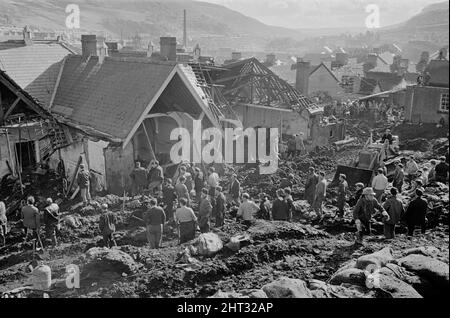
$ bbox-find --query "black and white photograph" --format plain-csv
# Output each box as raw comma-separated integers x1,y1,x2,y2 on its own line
0,0,448,304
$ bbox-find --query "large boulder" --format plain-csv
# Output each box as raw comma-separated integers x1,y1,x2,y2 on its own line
377,274,422,298
83,247,138,277
225,234,251,252
403,246,440,258
356,247,394,270
209,291,246,298
329,268,367,287
397,254,449,290
262,277,312,298
196,233,223,257
241,289,268,298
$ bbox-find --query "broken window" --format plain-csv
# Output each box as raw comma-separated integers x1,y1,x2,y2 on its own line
440,93,449,112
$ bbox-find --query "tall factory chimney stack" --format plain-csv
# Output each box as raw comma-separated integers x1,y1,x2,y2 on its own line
183,9,187,48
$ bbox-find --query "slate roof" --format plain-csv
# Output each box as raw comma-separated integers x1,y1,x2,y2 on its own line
51,56,178,141
424,59,449,87
0,40,76,105
309,63,339,82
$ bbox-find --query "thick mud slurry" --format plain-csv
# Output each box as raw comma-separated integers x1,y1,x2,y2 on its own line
0,204,448,298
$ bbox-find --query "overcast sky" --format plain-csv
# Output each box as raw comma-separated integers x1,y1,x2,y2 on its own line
200,0,446,28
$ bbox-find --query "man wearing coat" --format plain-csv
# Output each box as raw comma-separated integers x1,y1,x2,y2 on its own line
199,189,212,233
305,167,318,205
403,188,428,236
353,187,387,245
382,188,404,239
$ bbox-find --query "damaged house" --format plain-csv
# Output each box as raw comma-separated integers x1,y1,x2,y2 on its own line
0,70,70,180
43,35,235,194
211,57,346,150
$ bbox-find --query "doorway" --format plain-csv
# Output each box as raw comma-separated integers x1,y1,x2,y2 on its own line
15,141,36,169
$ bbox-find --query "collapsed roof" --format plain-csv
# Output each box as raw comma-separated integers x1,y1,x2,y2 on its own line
212,57,323,115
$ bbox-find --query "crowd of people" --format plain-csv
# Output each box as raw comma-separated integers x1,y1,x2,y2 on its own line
0,154,447,250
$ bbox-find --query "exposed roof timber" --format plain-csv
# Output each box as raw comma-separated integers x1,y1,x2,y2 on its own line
0,73,50,119
122,66,178,149
3,97,21,119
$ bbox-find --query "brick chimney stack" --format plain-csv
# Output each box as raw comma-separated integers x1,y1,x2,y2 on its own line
160,37,177,61
295,59,310,96
81,35,98,59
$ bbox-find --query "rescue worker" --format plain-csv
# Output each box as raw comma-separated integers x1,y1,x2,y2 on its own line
98,203,117,248
176,166,193,193
43,198,60,247
393,162,405,193
271,189,291,221
349,182,365,207
0,201,7,246
207,167,220,196
130,161,148,197
304,167,318,205
174,198,197,244
148,160,164,195
284,187,294,221
295,133,306,156
258,193,271,220
143,199,166,249
372,168,388,202
337,174,348,218
236,193,259,227
175,176,190,206
193,167,205,204
228,174,241,205
405,156,419,187
403,188,428,236
428,160,437,182
213,186,226,227
435,156,449,183
352,187,387,245
21,196,43,249
382,188,404,239
77,164,91,206
198,189,212,233
280,174,294,189
313,172,327,220
162,179,176,220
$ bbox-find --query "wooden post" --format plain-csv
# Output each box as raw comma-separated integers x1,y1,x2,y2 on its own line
141,121,156,161
65,155,83,198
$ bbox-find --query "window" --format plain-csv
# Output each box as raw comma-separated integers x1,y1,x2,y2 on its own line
440,93,449,112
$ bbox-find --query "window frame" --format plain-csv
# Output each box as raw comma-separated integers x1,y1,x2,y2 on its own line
439,93,449,113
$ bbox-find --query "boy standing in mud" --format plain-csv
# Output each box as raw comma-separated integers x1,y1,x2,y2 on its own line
99,203,118,248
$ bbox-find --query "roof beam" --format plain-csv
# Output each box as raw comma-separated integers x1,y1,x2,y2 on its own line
3,97,21,120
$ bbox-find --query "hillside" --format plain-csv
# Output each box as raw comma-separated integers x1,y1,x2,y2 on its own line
381,1,449,44
0,0,304,45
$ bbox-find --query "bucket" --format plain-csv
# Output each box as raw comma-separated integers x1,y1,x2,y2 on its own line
32,265,52,290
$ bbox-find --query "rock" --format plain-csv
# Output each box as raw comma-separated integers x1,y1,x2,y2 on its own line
242,289,268,298
377,274,422,298
83,247,138,276
262,277,312,298
225,234,251,252
403,246,440,258
329,268,367,287
196,233,223,257
209,291,246,298
62,215,82,229
397,254,449,290
356,247,394,270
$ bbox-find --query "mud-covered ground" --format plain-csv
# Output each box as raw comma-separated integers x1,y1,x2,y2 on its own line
0,125,448,298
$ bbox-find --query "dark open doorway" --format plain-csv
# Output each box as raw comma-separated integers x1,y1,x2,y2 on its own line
15,141,36,169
